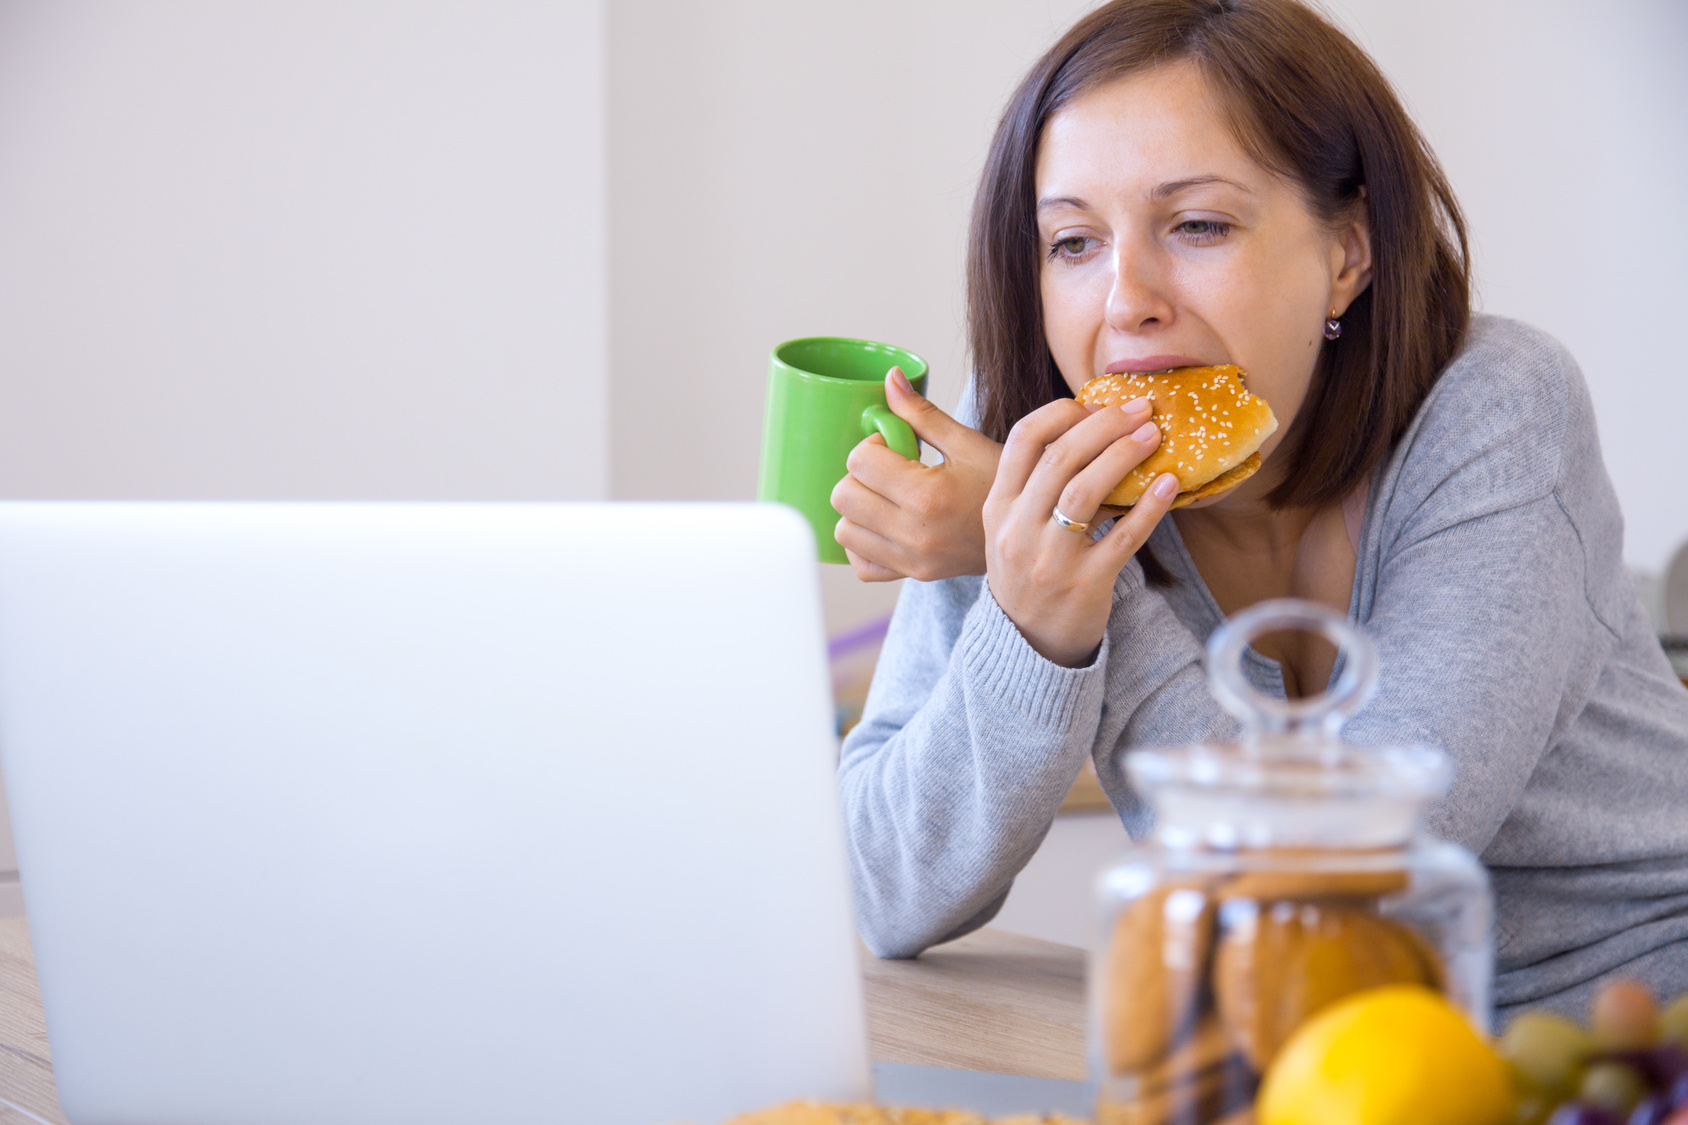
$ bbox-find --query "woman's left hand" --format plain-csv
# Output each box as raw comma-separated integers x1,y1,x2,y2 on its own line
982,398,1179,668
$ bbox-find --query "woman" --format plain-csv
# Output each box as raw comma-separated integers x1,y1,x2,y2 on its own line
834,0,1688,1017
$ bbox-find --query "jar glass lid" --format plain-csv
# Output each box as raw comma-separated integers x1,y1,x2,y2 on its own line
1127,599,1451,848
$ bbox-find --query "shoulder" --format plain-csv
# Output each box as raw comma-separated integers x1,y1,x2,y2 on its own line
1410,315,1590,468
1378,316,1599,532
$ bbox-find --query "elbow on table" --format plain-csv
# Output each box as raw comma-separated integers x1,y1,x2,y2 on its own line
856,917,933,961
853,886,1010,961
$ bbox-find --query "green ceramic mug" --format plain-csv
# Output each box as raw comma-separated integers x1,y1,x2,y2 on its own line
757,336,930,564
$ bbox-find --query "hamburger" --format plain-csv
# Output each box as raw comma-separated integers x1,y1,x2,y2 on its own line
1076,364,1278,513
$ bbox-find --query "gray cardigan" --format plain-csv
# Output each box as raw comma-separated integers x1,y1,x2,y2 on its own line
839,316,1688,1016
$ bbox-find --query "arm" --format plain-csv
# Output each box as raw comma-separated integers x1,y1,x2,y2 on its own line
841,396,1179,957
839,577,1109,957
1345,488,1606,854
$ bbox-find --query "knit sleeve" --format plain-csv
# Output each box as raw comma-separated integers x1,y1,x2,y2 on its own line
838,574,1108,957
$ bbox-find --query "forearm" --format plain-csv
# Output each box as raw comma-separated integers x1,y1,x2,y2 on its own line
1347,495,1599,855
840,586,1107,957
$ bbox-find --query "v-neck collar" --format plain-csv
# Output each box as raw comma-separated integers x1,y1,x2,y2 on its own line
1146,481,1373,696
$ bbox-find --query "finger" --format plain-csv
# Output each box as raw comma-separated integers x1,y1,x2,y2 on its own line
1052,419,1163,525
1092,472,1180,572
843,545,903,583
830,470,900,529
835,518,911,580
844,434,923,497
992,399,1098,503
884,367,974,458
1014,398,1155,520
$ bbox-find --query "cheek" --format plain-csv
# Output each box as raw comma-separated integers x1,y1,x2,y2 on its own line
1040,267,1108,393
1188,243,1330,420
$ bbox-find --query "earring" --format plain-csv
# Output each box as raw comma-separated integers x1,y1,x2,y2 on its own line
1324,307,1342,341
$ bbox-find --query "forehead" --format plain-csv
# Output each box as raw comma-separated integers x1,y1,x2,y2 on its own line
1035,62,1261,197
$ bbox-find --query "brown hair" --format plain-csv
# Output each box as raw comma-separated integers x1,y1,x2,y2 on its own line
967,0,1470,518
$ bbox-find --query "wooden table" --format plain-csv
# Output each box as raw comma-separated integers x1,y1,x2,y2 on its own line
0,917,1085,1124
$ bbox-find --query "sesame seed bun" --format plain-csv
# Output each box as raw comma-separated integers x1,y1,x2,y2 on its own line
1077,365,1278,512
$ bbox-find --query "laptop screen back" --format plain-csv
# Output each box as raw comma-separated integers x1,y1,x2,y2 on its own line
0,502,869,1125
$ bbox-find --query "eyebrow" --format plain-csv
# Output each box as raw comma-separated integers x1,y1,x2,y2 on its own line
1152,175,1252,199
1036,175,1252,212
1036,195,1090,212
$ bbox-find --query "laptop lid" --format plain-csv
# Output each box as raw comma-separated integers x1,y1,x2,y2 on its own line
0,501,869,1125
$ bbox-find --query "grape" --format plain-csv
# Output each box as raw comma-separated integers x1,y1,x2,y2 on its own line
1663,994,1688,1052
1506,1010,1598,1092
1594,980,1662,1050
1643,1046,1688,1090
1667,1073,1688,1112
1601,1046,1688,1090
1583,1063,1651,1115
1633,1096,1673,1125
1548,1103,1626,1125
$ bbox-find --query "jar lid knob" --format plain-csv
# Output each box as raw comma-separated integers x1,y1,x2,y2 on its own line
1206,598,1379,741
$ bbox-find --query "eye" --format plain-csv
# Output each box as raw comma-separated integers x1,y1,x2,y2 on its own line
1174,219,1231,244
1046,235,1099,262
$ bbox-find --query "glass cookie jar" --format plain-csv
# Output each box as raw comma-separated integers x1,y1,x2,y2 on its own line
1090,599,1493,1125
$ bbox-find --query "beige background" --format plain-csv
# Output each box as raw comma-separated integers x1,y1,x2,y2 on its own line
0,0,609,502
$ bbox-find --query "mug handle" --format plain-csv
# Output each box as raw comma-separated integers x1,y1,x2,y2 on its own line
860,404,919,460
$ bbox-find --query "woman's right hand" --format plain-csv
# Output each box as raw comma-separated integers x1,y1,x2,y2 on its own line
830,368,1003,583
983,396,1179,668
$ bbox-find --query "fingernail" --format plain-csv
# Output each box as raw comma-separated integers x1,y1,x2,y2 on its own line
1153,474,1179,499
1132,422,1159,442
1121,397,1151,414
888,366,913,394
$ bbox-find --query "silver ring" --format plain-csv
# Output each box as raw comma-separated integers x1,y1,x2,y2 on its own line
1051,506,1089,534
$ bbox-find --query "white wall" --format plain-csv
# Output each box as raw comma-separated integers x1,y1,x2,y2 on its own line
607,0,1093,506
0,0,608,501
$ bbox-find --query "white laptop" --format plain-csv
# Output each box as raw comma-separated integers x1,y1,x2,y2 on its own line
0,502,871,1125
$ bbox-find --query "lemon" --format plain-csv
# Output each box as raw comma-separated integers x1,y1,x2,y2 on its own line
1257,984,1515,1125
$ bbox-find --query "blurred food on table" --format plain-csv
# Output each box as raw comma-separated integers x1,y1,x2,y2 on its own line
1093,603,1491,1125
1500,978,1688,1125
1095,865,1463,1125
1256,984,1513,1125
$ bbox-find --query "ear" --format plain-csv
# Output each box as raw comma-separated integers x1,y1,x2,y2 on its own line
1329,188,1374,316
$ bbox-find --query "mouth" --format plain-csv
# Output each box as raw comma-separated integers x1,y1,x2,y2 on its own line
1103,355,1214,375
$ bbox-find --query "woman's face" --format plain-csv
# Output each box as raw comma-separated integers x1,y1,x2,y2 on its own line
1034,61,1371,502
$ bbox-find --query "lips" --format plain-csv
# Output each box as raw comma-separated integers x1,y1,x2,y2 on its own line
1104,355,1213,375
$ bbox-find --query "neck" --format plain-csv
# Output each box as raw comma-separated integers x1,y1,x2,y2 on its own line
1172,482,1315,557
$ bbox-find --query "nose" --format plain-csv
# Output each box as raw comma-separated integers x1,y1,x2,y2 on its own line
1105,239,1175,333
